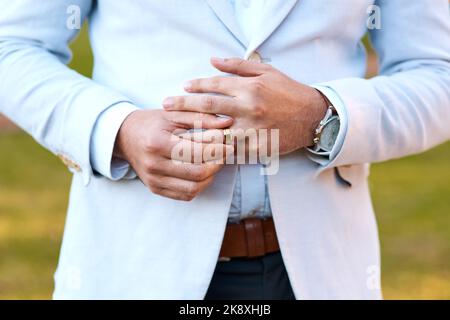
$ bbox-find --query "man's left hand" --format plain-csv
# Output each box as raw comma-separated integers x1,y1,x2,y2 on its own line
163,57,328,156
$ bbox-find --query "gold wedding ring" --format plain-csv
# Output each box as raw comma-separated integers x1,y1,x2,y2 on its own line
223,128,233,145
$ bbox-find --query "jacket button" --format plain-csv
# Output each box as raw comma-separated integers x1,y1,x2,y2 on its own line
57,154,81,172
247,51,262,63
71,162,81,172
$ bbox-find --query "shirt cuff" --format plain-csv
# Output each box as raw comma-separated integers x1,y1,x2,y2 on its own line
90,102,139,180
306,85,348,166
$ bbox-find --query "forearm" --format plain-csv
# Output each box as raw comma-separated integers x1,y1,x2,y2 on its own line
319,63,450,169
0,39,133,185
313,0,450,170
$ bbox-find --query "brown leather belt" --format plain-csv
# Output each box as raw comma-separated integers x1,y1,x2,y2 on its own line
219,217,280,260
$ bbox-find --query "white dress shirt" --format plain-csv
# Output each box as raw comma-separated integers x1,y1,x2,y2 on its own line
90,0,348,221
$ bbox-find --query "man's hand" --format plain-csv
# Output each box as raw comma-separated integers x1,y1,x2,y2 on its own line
114,109,233,201
163,57,328,156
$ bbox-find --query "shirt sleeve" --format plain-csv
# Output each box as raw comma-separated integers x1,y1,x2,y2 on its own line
90,102,139,180
306,85,348,166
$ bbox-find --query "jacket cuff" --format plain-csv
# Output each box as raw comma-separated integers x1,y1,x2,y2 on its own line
314,78,382,172
57,85,135,186
306,85,349,166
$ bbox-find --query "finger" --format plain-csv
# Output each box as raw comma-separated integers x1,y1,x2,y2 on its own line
165,135,234,164
164,110,233,129
176,129,225,143
151,160,223,182
151,188,193,201
149,175,215,201
211,57,270,77
184,76,243,96
152,188,194,201
163,95,239,116
148,159,223,182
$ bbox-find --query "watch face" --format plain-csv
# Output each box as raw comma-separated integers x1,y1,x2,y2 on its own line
318,117,340,152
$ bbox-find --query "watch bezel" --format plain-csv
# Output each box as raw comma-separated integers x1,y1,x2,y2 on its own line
311,105,338,153
317,116,340,152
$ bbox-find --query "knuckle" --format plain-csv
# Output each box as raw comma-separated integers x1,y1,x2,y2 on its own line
251,103,266,119
236,59,246,68
148,184,161,195
202,95,215,112
171,192,187,201
184,194,196,201
193,167,208,181
249,79,265,93
144,138,164,153
177,189,195,201
187,182,201,196
144,158,159,173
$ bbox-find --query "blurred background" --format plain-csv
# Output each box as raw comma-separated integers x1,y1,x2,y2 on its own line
0,25,449,299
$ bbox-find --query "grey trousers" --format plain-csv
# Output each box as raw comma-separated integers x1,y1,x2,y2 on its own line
205,251,296,300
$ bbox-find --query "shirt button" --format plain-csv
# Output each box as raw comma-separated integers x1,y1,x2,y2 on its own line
247,51,262,63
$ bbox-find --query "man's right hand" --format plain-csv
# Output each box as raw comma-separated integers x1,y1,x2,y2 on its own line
113,109,234,201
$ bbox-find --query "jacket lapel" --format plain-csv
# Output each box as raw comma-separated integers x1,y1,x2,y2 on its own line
205,0,299,57
204,0,248,48
245,0,298,57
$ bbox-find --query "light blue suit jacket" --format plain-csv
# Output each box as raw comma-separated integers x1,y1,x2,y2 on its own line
1,0,449,299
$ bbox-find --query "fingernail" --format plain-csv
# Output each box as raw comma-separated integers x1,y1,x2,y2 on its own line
184,81,193,92
218,115,232,122
163,98,174,109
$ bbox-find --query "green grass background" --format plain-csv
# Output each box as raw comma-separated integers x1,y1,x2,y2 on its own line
0,27,449,299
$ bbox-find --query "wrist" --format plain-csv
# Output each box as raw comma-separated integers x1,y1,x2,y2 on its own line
306,88,329,146
113,110,140,161
90,101,138,180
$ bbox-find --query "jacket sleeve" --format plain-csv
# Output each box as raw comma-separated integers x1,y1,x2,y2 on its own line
317,0,450,172
0,1,133,185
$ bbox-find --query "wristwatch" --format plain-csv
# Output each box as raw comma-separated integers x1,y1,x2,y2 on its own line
310,105,340,155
